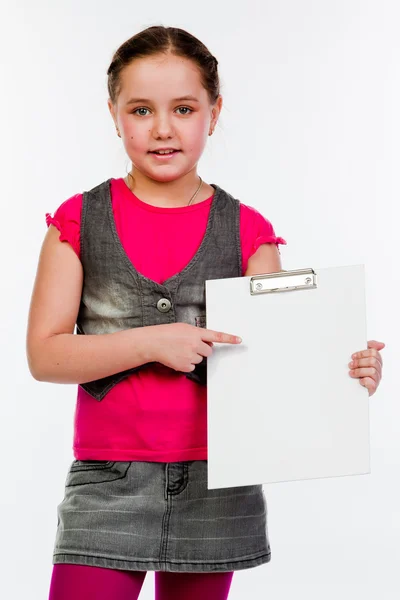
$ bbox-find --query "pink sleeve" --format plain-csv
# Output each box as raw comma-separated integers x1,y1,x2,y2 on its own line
240,202,287,275
45,193,83,259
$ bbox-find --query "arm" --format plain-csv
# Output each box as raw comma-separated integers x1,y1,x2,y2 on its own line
244,242,282,276
26,225,153,384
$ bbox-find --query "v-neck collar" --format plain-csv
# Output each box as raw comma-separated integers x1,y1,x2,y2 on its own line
104,178,221,291
119,177,215,213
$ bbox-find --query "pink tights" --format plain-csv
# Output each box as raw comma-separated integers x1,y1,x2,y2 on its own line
48,564,234,600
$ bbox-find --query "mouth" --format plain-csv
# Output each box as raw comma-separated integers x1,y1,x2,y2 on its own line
149,149,181,159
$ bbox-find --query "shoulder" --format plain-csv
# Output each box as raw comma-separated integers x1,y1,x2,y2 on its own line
212,185,287,246
237,200,287,274
239,200,269,223
45,192,83,259
239,200,285,241
46,192,83,224
215,185,276,230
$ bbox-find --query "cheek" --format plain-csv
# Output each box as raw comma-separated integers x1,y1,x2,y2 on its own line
184,121,209,153
121,120,148,150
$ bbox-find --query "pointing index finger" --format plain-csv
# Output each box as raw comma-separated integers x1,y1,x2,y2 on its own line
203,329,242,344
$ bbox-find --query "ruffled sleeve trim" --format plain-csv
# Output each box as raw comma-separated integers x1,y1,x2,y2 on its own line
45,212,71,244
252,234,287,256
45,212,60,230
45,193,82,258
253,234,287,249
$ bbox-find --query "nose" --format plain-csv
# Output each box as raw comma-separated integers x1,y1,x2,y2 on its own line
152,112,174,139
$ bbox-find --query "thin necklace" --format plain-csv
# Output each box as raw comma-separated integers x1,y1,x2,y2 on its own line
127,172,203,206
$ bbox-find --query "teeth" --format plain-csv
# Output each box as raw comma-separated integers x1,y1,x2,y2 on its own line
156,150,175,154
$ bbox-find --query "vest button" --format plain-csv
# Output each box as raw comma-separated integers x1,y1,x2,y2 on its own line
157,298,172,313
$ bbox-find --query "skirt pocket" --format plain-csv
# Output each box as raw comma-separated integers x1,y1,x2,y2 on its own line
66,460,130,487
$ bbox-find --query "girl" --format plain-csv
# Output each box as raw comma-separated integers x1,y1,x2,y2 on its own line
26,25,385,600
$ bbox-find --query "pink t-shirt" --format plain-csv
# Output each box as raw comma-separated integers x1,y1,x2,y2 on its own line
46,177,286,462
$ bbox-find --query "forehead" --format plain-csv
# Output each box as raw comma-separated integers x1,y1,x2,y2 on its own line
118,54,208,104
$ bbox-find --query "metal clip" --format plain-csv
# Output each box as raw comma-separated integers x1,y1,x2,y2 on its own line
250,268,317,295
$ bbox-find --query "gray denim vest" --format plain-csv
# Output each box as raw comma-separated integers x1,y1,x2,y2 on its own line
76,178,242,400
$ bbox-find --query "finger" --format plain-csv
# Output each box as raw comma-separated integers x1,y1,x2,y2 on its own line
352,347,383,367
367,341,385,367
349,356,382,377
349,366,380,385
353,343,385,357
359,376,377,396
199,342,213,358
190,354,206,365
367,340,385,351
202,329,242,344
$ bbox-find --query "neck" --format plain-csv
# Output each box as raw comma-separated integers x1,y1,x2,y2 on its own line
125,168,202,208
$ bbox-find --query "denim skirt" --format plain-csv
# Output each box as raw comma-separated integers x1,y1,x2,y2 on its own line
52,459,271,573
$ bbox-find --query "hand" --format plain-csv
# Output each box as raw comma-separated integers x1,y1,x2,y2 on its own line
147,323,242,373
348,340,385,396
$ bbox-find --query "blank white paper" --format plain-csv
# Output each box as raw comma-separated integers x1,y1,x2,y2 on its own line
206,264,370,489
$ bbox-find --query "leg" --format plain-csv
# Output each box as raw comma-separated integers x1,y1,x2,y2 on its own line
48,564,147,600
155,571,234,600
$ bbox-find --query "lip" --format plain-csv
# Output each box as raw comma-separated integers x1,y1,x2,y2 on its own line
150,148,180,152
149,150,181,160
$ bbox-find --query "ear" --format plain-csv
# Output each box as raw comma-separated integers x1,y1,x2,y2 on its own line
107,99,117,127
211,95,223,126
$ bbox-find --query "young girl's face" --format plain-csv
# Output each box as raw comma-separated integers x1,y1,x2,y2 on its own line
109,53,221,183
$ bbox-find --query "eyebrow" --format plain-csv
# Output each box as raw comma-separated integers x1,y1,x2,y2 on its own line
126,95,200,105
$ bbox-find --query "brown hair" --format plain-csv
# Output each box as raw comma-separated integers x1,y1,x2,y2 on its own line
107,26,220,106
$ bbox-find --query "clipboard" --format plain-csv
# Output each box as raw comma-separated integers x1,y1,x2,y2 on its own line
205,264,370,489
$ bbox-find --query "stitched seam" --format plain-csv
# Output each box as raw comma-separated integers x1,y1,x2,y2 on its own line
53,551,271,565
66,462,131,487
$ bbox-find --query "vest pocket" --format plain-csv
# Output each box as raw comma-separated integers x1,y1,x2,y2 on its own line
66,460,130,487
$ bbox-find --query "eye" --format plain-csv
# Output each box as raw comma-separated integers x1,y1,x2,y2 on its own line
131,106,193,117
176,106,193,115
132,107,150,116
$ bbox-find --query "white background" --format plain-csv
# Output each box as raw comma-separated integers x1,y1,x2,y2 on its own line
1,0,398,598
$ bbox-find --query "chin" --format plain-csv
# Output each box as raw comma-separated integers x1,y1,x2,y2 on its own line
146,167,193,183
